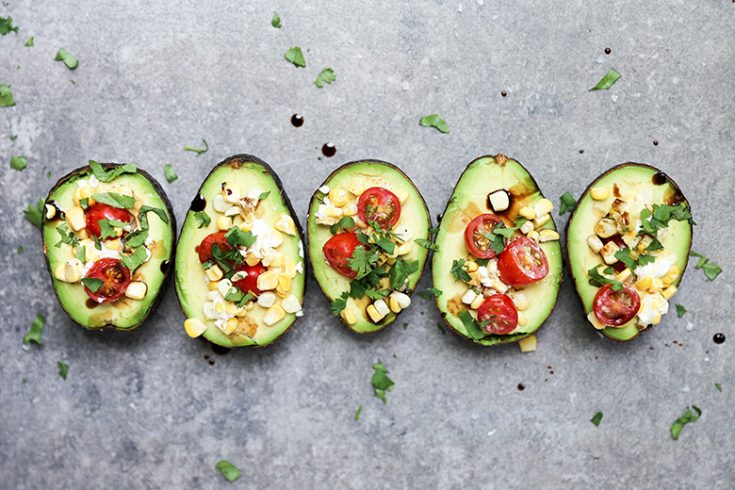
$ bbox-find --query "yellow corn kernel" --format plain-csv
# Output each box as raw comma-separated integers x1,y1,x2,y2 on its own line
517,312,527,327
395,242,412,256
534,198,554,216
465,261,479,272
538,229,560,242
328,188,350,207
66,206,86,231
615,268,632,282
205,265,223,281
519,206,536,220
208,282,218,291
324,205,343,218
651,313,662,326
184,318,207,338
263,304,286,326
527,230,540,242
636,277,652,291
534,213,551,228
215,302,225,313
239,221,252,232
662,276,673,287
245,253,261,266
661,285,678,300
225,302,237,314
651,278,663,291
216,216,232,231
341,308,357,325
105,239,121,251
518,335,537,353
263,253,283,268
343,203,358,217
389,295,401,313
512,292,529,311
668,265,680,277
277,274,292,294
221,318,238,335
366,304,384,323
256,270,279,291
470,295,484,310
590,186,610,201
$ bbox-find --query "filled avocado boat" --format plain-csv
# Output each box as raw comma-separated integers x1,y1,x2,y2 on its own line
307,160,431,333
432,154,563,346
566,163,693,341
175,155,305,348
42,162,175,331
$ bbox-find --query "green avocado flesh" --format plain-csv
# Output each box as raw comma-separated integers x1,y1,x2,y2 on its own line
566,163,692,341
175,157,305,348
43,166,174,331
432,155,563,345
307,160,431,333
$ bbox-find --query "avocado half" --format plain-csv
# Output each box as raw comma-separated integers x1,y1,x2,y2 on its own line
175,155,306,348
566,162,692,341
432,154,563,345
307,160,431,333
42,163,176,331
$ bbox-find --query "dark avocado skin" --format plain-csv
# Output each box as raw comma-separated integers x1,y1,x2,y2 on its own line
434,153,562,346
306,159,431,334
564,162,692,342
42,163,177,332
175,154,306,348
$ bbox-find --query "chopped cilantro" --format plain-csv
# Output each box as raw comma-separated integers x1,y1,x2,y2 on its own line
690,251,721,281
17,245,25,254
587,265,623,291
25,36,33,47
284,46,306,68
258,190,270,201
88,160,137,182
224,287,255,308
419,114,449,133
417,288,442,300
348,245,380,279
92,192,136,209
81,277,103,292
123,229,148,248
54,48,79,70
715,383,722,392
24,198,44,228
0,16,18,35
75,245,86,263
451,258,472,282
389,258,418,290
559,191,576,215
331,291,349,316
436,323,446,335
93,235,102,250
23,314,46,345
120,246,147,272
183,139,208,156
225,226,256,248
591,411,603,427
195,210,211,229
590,68,621,91
10,155,27,171
330,216,355,234
415,238,438,251
645,236,663,252
365,289,389,300
314,67,336,88
458,310,486,340
163,163,177,183
675,304,687,318
670,406,701,440
55,223,79,248
271,12,282,28
0,84,15,107
215,460,241,482
354,404,363,421
98,218,129,240
639,203,693,236
138,205,169,225
371,360,394,403
57,361,69,380
375,235,395,255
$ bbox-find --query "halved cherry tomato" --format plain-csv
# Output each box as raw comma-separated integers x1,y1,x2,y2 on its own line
197,231,232,263
357,187,401,229
464,213,504,259
477,294,518,335
497,236,549,287
323,231,361,278
85,203,134,238
593,283,640,327
233,264,266,296
83,258,131,303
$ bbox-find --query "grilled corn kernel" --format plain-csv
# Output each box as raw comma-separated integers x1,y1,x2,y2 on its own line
105,239,121,251
263,305,286,326
328,188,350,207
600,242,620,264
256,271,279,291
395,242,412,256
366,304,384,323
216,216,232,231
205,265,223,281
343,203,358,217
275,215,297,236
45,204,56,220
389,295,402,313
511,292,529,311
587,311,605,330
461,289,478,305
257,291,277,308
595,217,618,239
221,317,238,335
636,277,652,290
517,312,528,327
518,335,536,353
66,206,86,231
465,261,479,273
534,198,554,217
184,318,207,338
277,274,292,294
341,308,357,325
587,235,604,253
520,220,535,235
245,253,261,266
470,295,485,310
488,190,510,212
590,186,610,201
539,229,560,242
374,299,390,317
519,206,536,220
662,285,678,300
534,213,551,228
615,268,632,282
527,230,540,243
282,295,302,314
213,194,229,213
125,281,147,300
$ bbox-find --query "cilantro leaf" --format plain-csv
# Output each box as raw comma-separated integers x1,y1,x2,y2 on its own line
348,246,379,279
123,228,148,248
163,163,177,183
591,412,603,427
258,191,270,201
690,251,721,281
371,360,394,403
417,288,442,300
614,248,637,270
75,245,86,263
451,258,472,282
354,405,363,421
98,218,129,240
375,235,395,255
224,287,255,308
715,383,722,392
419,113,449,133
0,16,19,35
670,406,701,440
17,246,25,254
120,246,148,272
284,46,306,68
139,205,169,225
587,265,623,291
55,223,79,248
195,211,211,229
559,191,576,215
54,48,79,70
183,139,208,156
365,289,389,301
57,361,69,380
23,314,46,345
225,226,256,248
92,192,136,209
88,161,138,182
415,238,438,251
645,236,664,252
458,310,486,340
675,304,687,318
24,198,45,229
330,216,355,235
590,68,621,91
215,460,241,482
331,291,349,316
314,67,336,88
389,258,418,290
0,84,16,107
25,36,33,47
10,155,27,171
348,280,366,299
271,12,282,28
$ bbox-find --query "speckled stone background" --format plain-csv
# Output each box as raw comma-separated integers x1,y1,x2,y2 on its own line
1,1,733,489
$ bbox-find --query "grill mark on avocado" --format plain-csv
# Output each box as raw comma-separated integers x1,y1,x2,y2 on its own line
189,194,206,212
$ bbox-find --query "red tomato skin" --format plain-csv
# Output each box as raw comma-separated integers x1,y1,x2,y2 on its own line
497,236,549,287
233,264,266,296
357,187,401,229
476,293,519,335
323,232,361,278
85,203,134,238
83,258,131,303
197,231,232,263
464,213,504,259
593,284,641,327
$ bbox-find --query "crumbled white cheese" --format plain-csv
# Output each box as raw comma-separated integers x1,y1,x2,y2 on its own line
637,291,669,326
636,253,676,280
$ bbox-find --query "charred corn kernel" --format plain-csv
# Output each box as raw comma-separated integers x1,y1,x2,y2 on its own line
520,220,534,235
54,264,66,282
282,295,301,314
651,278,663,291
587,235,604,253
587,311,605,330
343,203,358,217
215,302,225,313
389,295,402,313
256,270,279,291
470,295,485,310
595,217,618,239
512,292,529,311
277,274,292,294
488,190,510,212
668,265,680,277
600,242,620,264
105,239,121,251
125,281,147,300
275,215,297,236
518,335,536,353
527,230,540,243
244,253,261,266
465,261,479,272
366,304,385,323
328,188,350,207
213,194,229,213
220,317,238,335
184,318,208,338
590,186,610,201
205,265,223,281
216,279,232,297
223,187,240,204
534,198,554,217
539,229,560,242
461,289,477,305
324,205,343,218
534,213,551,228
66,206,86,231
395,242,412,256
519,206,536,220
341,308,357,325
636,277,652,290
492,277,509,294
216,216,232,231
615,268,632,282
263,305,286,326
517,312,528,327
63,260,83,283
662,285,678,300
662,276,673,287
374,299,390,318
257,291,277,308
224,206,240,217
394,292,411,309
45,204,56,220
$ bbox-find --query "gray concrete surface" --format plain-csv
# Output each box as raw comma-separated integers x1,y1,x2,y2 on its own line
1,1,733,488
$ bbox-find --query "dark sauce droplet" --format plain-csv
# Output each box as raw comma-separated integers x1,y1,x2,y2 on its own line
604,47,611,55
291,114,304,127
501,90,508,97
579,149,585,154
652,171,668,185
321,143,336,157
86,298,100,309
713,333,726,344
517,383,525,391
160,260,170,274
211,343,231,355
190,194,206,212
436,213,443,223
653,140,659,146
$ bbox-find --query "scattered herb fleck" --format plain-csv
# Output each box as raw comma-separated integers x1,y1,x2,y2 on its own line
419,114,449,133
23,314,46,345
675,304,687,318
10,156,27,171
88,160,138,182
163,163,177,183
17,245,25,254
354,404,363,421
670,405,701,440
0,16,18,35
0,84,16,107
81,277,103,292
371,360,394,403
315,67,336,88
331,291,349,316
183,139,208,156
559,192,576,215
57,361,69,380
417,288,442,300
24,198,44,229
194,211,211,229
25,36,34,47
590,68,621,91
591,411,603,427
215,460,241,482
284,46,306,68
715,383,722,392
54,48,79,70
450,258,472,282
271,12,282,28
690,251,722,281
